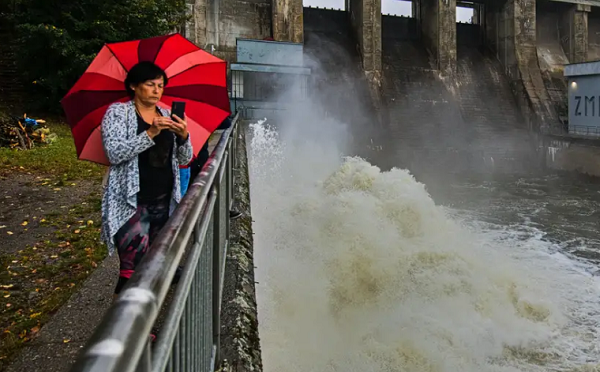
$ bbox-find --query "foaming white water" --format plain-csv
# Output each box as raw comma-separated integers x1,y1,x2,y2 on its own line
248,122,600,372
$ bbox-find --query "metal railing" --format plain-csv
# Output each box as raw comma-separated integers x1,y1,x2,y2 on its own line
542,124,600,138
69,113,240,372
568,125,600,137
230,63,311,120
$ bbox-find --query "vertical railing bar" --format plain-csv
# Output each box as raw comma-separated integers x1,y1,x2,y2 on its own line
190,269,195,372
193,264,199,371
196,265,201,371
173,328,180,372
207,227,213,372
212,170,222,366
134,340,152,372
186,289,192,371
194,217,201,372
167,355,173,372
179,308,186,371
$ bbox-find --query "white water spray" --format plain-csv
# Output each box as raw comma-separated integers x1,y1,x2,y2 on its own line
248,120,600,372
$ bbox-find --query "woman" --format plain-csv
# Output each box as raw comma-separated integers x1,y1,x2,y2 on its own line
100,61,193,296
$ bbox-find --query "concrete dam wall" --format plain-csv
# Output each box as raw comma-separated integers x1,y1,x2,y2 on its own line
187,0,600,177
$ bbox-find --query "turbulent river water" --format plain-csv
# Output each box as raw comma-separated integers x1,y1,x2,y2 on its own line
247,118,600,372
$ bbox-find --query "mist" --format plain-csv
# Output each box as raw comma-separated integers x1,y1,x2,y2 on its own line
244,20,600,372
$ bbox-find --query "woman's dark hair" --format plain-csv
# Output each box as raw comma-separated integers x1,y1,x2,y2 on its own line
124,61,169,98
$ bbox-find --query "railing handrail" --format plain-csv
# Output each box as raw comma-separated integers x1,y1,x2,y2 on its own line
542,124,600,137
68,113,240,372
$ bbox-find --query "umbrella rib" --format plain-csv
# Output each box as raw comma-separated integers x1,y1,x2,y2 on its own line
149,35,170,65
70,89,126,94
168,61,225,81
106,44,129,72
162,46,200,71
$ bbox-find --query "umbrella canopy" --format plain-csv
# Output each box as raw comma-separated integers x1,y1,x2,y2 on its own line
61,33,231,165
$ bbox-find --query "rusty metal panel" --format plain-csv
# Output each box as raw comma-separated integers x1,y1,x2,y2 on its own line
236,38,304,66
565,60,600,77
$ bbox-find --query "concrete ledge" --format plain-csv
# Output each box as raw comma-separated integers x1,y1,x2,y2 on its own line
217,124,263,372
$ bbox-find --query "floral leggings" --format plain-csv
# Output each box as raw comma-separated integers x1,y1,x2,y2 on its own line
114,195,169,294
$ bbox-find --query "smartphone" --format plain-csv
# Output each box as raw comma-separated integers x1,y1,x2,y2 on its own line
171,101,186,121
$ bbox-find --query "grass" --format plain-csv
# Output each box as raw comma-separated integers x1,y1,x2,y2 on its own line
0,119,104,183
0,116,107,369
0,196,106,367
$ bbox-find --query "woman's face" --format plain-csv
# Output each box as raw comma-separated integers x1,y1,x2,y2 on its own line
131,77,165,105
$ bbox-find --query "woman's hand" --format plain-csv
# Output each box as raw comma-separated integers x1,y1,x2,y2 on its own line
170,114,189,140
147,116,174,139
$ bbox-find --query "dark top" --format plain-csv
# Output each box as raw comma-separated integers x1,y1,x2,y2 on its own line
137,110,174,203
189,117,233,183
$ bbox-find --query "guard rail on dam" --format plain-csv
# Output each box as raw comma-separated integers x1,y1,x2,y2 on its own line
68,114,261,372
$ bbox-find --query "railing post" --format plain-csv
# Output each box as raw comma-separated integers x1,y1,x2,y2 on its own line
212,177,222,366
68,115,239,372
135,340,152,372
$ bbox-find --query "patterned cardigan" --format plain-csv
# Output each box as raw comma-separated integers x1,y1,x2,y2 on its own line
100,101,193,255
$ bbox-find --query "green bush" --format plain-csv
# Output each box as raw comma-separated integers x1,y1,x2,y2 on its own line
9,0,188,113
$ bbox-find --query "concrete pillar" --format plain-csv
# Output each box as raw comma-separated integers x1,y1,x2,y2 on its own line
348,0,382,75
420,0,456,74
272,0,304,43
412,0,420,19
194,0,219,49
560,4,590,63
484,0,558,132
472,4,481,25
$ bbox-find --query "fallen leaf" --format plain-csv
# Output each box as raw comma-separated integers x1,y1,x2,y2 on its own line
50,255,58,259
6,303,11,308
63,339,70,343
87,220,94,226
30,326,40,336
6,231,13,235
40,219,46,223
30,312,42,319
0,285,13,289
53,188,61,191
91,261,98,268
0,225,5,229
3,294,9,298
74,230,81,234
21,221,28,226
